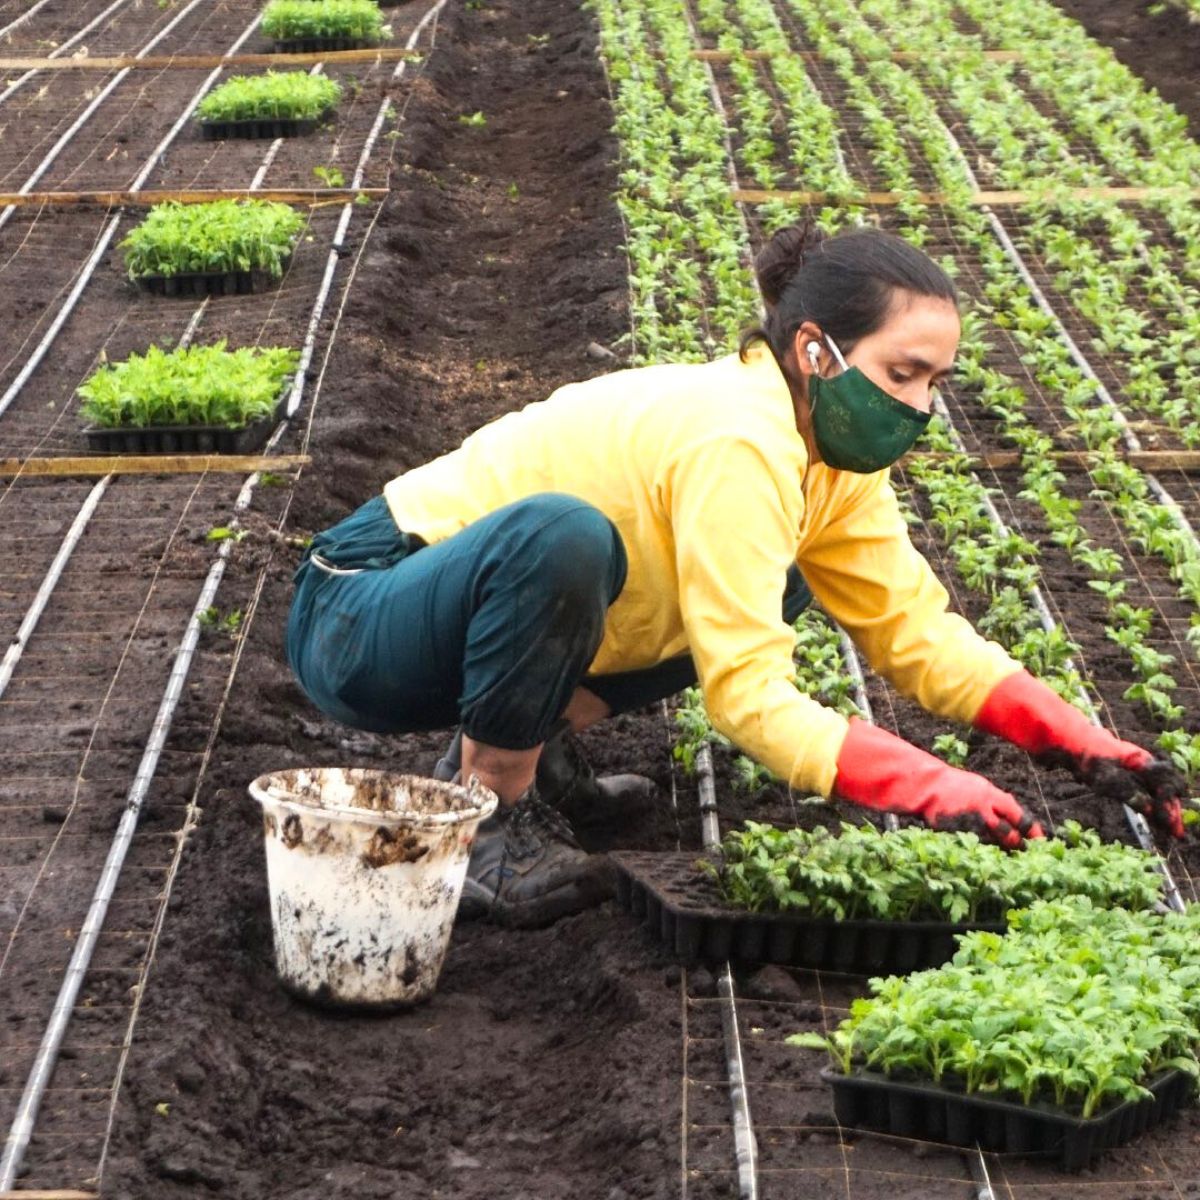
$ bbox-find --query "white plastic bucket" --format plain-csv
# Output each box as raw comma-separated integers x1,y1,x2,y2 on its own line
248,767,497,1009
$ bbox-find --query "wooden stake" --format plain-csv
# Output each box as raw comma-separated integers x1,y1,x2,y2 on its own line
0,1191,97,1199
0,47,421,71
0,454,310,478
733,185,1200,207
0,187,388,208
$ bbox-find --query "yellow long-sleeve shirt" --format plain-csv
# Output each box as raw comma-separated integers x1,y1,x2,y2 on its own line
383,345,1020,796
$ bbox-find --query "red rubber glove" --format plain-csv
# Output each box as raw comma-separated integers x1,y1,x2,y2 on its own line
974,669,1185,838
833,718,1043,849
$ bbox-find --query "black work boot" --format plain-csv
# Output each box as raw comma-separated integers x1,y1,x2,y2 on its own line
459,786,614,928
536,723,657,829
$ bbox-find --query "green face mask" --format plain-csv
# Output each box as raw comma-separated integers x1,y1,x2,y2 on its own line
807,335,931,473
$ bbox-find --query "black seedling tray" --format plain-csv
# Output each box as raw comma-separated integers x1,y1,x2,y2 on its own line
823,1067,1193,1171
131,255,292,298
271,37,380,53
613,851,1005,973
83,393,286,455
198,112,332,140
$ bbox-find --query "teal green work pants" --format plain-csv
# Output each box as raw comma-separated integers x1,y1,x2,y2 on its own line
286,493,811,750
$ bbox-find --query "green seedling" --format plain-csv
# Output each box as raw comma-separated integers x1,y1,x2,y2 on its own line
206,526,247,543
458,111,487,128
198,607,243,636
313,165,346,188
931,733,970,768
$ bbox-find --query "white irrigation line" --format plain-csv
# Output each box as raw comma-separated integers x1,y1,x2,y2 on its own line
0,477,110,698
0,554,226,1191
0,0,131,102
0,7,449,1187
681,32,763,1196
0,0,57,40
696,746,758,1200
0,0,211,233
0,17,262,419
914,120,1189,907
927,391,1187,910
935,121,1200,562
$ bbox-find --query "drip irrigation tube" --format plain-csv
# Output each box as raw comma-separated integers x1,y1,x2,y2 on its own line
0,0,132,107
681,28,762,1196
917,121,1190,905
0,477,109,699
933,120,1200,558
697,746,758,1200
0,0,212,233
0,3,451,1186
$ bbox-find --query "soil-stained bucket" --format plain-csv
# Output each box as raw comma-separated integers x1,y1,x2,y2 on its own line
248,768,497,1010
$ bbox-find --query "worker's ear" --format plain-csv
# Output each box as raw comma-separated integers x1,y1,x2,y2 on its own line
792,322,827,378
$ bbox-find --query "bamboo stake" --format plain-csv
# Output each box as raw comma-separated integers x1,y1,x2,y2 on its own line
0,48,421,71
0,454,310,478
0,1191,96,1199
733,185,1200,206
0,187,387,208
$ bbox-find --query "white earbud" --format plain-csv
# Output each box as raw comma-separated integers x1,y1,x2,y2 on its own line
805,341,822,369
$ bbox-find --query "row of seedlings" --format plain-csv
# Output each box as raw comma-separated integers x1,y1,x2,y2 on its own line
667,0,1200,1171
770,0,1200,828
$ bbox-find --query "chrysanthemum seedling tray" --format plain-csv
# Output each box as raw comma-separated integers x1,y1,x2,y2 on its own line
612,852,1004,973
83,394,286,455
198,113,333,141
132,256,292,298
271,37,380,53
823,1066,1193,1170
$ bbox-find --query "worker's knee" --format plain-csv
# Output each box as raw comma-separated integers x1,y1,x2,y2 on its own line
507,494,628,605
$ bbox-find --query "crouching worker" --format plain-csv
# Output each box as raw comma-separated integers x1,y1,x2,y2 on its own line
286,223,1185,930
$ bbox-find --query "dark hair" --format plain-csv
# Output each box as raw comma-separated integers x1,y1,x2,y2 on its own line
740,221,958,363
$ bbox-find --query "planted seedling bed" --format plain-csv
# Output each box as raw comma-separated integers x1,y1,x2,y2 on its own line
613,851,1007,971
121,201,302,296
79,342,298,455
796,900,1200,1169
262,0,392,52
197,72,343,139
823,1065,1192,1171
616,821,1165,970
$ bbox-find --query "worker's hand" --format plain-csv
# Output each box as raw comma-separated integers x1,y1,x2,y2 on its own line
832,718,1043,849
974,670,1186,838
1068,753,1186,839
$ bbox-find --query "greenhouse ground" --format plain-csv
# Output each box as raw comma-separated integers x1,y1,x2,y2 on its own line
1,0,1200,1195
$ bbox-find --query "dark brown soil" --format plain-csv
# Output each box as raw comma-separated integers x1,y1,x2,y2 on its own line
1051,0,1200,134
89,1,1200,1198
100,2,685,1197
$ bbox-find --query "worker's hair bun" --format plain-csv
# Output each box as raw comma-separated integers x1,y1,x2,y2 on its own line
754,220,827,308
